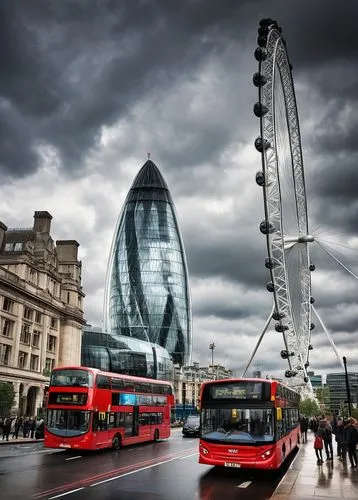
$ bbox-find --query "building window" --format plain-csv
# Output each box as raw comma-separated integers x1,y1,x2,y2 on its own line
45,357,55,373
3,297,14,313
30,354,39,371
32,330,41,348
47,335,57,352
4,243,13,252
35,311,42,324
0,344,11,365
23,307,33,321
14,242,23,251
18,351,28,369
1,318,14,338
50,317,57,330
20,324,31,344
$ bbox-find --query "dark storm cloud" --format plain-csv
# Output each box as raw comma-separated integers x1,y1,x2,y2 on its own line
2,0,358,182
0,0,259,178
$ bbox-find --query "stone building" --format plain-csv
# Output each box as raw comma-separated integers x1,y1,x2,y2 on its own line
173,362,232,420
0,211,85,417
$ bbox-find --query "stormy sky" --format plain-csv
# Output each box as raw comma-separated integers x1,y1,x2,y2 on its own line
1,0,358,381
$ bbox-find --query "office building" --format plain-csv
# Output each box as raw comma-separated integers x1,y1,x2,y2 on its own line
103,159,192,366
326,372,358,413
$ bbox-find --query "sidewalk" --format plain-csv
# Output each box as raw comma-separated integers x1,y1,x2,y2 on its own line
271,431,358,499
0,436,44,445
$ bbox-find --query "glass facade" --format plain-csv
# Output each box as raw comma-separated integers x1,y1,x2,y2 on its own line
104,160,192,366
326,372,358,413
81,327,174,381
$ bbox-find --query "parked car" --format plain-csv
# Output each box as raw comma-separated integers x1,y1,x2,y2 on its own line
182,415,200,437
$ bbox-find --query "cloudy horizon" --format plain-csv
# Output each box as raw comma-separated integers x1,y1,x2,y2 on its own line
1,0,358,381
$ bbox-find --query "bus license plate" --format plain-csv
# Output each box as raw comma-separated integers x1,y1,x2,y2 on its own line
224,462,241,468
59,444,71,448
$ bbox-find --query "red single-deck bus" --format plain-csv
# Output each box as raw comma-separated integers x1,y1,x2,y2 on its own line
199,378,300,469
44,366,174,451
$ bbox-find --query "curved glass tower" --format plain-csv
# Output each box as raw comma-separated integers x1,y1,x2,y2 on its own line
104,159,192,366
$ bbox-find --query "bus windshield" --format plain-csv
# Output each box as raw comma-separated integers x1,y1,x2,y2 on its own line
47,409,91,437
201,408,274,443
50,369,93,388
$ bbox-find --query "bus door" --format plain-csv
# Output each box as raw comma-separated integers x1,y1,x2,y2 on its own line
124,407,139,437
133,406,139,436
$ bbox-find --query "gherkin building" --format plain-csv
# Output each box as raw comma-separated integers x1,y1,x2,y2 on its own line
103,159,192,366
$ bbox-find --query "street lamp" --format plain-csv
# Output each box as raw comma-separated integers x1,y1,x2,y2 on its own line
209,343,215,367
343,356,352,416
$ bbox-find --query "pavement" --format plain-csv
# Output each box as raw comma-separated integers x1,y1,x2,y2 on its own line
271,431,358,499
0,435,44,445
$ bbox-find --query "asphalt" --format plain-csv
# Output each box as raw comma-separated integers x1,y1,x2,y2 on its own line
271,430,358,499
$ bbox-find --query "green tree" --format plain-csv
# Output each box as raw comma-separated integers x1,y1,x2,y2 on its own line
315,387,330,407
299,397,320,417
0,382,15,416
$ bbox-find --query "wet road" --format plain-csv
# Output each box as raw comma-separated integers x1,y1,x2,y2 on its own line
0,429,296,499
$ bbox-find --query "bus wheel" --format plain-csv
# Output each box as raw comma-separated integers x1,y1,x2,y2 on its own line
112,434,121,450
154,429,160,442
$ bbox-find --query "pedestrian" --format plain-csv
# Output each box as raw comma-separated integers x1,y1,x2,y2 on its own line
344,417,358,468
30,417,37,439
324,422,334,462
2,418,11,441
300,415,308,443
23,417,30,438
309,416,319,434
314,432,324,464
332,415,345,459
12,416,22,439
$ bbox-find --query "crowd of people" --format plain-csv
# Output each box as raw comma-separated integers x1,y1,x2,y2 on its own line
309,414,358,468
0,416,44,441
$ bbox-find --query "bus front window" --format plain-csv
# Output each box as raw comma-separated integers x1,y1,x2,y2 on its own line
201,408,274,443
50,369,93,388
47,409,91,437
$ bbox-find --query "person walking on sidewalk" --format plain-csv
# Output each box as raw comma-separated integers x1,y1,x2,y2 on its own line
2,418,11,441
344,417,358,468
318,418,333,462
300,415,309,443
332,415,345,459
314,432,324,464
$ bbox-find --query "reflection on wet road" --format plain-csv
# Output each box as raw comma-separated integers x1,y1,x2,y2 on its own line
0,429,296,499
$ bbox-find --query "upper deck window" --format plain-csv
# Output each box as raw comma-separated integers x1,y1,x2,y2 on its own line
50,369,93,388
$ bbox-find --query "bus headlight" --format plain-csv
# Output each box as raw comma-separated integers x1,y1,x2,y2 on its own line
261,449,273,459
200,444,209,455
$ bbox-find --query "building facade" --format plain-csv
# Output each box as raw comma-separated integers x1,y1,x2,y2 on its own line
104,159,192,366
307,371,323,390
81,325,173,381
326,372,358,413
0,212,85,417
173,362,232,420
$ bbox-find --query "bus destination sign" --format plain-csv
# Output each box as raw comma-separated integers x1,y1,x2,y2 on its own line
49,393,88,405
210,382,264,400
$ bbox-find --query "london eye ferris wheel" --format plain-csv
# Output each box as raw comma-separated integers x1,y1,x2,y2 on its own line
245,19,315,396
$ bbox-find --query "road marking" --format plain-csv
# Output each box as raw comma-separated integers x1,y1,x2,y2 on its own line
65,456,82,461
90,456,180,487
237,481,252,488
179,452,198,460
48,488,84,499
33,447,197,498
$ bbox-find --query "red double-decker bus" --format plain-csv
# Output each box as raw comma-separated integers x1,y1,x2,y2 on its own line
198,378,300,469
44,366,174,451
